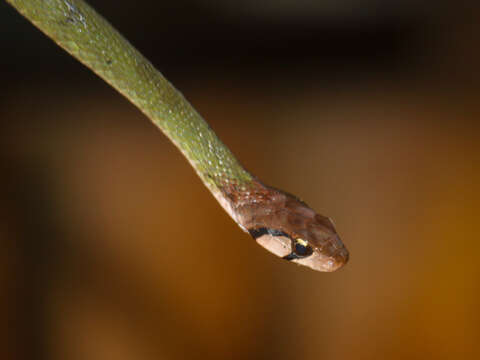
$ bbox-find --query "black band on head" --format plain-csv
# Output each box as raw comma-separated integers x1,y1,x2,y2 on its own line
283,252,301,261
248,227,290,239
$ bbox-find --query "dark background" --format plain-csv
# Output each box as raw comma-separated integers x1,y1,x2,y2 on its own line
1,1,479,359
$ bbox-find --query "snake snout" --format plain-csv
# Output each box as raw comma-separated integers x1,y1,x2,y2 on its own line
327,246,350,271
291,246,348,272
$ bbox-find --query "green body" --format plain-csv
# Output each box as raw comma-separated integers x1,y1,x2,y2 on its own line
7,0,349,272
7,0,252,193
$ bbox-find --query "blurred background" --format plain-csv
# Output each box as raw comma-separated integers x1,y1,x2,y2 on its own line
1,0,479,359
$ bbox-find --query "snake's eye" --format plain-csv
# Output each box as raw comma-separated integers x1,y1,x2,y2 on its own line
294,238,313,257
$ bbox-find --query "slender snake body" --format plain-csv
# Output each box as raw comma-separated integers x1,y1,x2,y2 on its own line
6,0,349,272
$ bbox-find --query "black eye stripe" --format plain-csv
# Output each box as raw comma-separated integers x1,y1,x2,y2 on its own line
283,248,313,261
248,227,290,239
248,227,314,262
284,240,313,261
283,252,301,261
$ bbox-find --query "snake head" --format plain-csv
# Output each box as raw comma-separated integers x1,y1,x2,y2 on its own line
231,181,349,272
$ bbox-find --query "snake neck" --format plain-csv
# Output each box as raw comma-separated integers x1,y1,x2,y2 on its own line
217,179,297,230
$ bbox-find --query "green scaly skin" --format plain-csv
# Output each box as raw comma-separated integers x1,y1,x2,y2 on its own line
7,0,252,194
7,0,349,272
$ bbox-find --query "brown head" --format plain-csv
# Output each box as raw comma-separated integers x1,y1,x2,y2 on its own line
228,181,349,272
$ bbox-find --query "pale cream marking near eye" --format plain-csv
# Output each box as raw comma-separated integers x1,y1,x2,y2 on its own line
256,235,291,258
296,238,308,247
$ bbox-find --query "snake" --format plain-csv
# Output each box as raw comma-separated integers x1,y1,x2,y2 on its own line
6,0,349,272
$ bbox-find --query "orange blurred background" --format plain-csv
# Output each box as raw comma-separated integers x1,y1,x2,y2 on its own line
1,1,479,359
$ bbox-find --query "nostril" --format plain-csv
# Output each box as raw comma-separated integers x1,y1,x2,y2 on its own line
334,247,350,265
